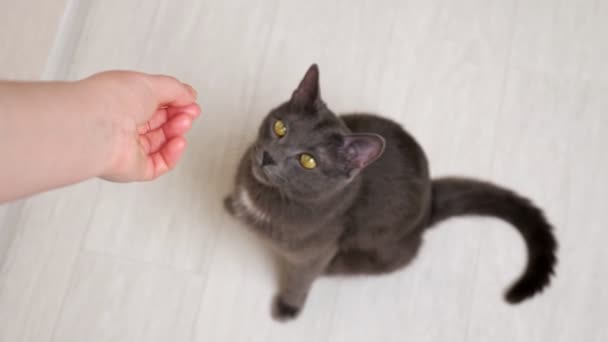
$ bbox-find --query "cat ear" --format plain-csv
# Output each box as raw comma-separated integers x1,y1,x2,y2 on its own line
341,134,386,176
291,64,322,108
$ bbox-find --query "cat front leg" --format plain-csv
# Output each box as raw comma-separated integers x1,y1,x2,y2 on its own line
272,246,337,321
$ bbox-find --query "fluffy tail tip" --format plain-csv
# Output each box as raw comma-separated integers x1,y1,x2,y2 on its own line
505,284,537,304
504,261,556,304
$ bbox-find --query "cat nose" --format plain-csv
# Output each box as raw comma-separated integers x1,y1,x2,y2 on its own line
261,151,276,166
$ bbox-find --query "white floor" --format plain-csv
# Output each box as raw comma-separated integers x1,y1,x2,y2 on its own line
1,0,607,341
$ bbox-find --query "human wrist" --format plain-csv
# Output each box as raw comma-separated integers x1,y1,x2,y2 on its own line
71,76,127,180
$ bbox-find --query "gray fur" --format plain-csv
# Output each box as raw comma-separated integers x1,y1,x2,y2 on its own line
224,65,557,321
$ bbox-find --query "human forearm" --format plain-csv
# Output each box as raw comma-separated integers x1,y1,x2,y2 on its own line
0,71,199,204
0,80,114,202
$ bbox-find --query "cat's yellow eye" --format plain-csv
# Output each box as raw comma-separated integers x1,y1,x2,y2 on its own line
299,153,317,169
273,120,287,137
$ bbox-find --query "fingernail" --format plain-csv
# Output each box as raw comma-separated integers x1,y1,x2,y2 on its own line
184,83,197,99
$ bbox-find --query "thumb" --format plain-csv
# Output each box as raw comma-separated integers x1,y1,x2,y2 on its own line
146,74,198,107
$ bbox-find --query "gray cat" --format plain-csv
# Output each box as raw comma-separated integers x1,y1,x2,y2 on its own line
224,65,557,321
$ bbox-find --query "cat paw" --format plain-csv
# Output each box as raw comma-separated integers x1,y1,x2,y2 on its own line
223,195,236,216
272,296,301,322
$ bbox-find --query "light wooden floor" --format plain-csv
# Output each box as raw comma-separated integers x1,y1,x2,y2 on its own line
1,0,607,341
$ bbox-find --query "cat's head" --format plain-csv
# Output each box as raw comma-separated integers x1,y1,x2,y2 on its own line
249,65,385,201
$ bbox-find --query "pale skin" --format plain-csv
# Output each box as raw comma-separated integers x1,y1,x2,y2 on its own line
0,71,201,204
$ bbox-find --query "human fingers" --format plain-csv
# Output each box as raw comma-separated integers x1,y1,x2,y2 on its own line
143,137,187,180
139,114,192,154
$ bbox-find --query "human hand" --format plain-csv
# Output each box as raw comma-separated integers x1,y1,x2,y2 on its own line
81,71,201,182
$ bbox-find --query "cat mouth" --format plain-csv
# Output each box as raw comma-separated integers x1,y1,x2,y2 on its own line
251,163,273,187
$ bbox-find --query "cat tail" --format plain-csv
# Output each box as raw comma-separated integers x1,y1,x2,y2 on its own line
428,177,557,304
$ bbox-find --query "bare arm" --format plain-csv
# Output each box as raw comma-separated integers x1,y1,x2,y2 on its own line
0,71,200,203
